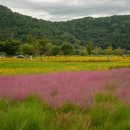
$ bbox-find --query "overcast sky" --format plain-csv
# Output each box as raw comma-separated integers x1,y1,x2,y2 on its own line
0,0,130,21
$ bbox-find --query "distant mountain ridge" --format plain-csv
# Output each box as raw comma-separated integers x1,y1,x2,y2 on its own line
0,5,130,49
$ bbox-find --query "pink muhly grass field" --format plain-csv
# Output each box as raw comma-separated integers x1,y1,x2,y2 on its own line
0,68,130,106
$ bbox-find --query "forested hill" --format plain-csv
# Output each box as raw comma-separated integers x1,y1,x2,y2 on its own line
0,5,130,49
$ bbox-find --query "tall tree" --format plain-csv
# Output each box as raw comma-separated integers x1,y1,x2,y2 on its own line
37,39,52,61
61,42,74,55
27,33,33,44
86,42,93,55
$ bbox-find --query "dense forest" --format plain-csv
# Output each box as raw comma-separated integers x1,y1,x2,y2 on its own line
0,5,130,56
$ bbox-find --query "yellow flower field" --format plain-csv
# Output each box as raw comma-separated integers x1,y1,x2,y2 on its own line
0,56,130,75
0,56,130,62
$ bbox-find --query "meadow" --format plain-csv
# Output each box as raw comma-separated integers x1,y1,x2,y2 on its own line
0,56,130,130
0,56,130,75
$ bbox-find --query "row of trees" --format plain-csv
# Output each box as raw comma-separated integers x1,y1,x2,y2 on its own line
0,37,128,57
0,39,77,57
86,43,127,56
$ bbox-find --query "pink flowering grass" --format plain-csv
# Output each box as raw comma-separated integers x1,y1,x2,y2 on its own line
0,68,130,106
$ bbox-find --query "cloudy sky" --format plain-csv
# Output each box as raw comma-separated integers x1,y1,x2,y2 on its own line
0,0,130,21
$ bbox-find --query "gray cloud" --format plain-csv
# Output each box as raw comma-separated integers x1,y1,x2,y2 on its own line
0,0,130,21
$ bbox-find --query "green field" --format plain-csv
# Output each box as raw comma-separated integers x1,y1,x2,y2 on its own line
0,60,130,75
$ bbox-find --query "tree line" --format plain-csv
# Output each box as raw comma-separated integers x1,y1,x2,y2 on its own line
0,34,129,57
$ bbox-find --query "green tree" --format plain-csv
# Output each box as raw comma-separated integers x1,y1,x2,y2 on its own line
0,41,5,53
73,43,81,55
27,33,33,44
52,45,61,56
61,42,74,55
114,47,125,56
79,47,87,56
18,44,35,55
4,39,21,55
86,42,93,55
37,39,52,61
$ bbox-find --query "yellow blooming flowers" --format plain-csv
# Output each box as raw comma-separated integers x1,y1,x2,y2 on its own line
0,56,130,62
0,56,130,75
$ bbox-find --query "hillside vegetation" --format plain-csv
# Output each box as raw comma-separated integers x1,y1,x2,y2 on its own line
0,5,130,49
